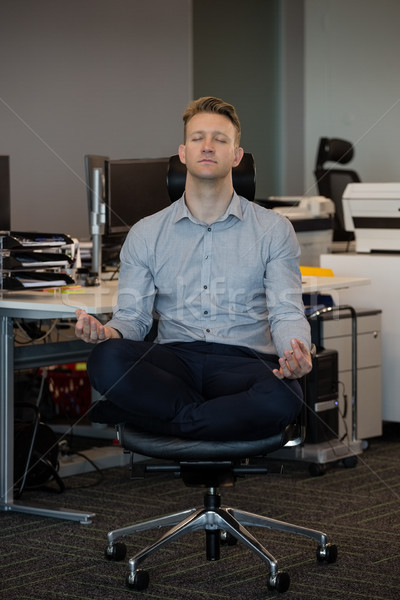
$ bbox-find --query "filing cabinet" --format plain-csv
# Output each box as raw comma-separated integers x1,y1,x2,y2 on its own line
315,310,382,441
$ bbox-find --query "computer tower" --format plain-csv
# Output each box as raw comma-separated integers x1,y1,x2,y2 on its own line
305,348,339,444
0,156,11,231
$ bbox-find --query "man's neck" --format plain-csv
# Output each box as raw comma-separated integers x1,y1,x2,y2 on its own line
184,176,234,225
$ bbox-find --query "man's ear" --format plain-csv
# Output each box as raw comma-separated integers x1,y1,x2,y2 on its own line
178,144,186,165
233,146,244,168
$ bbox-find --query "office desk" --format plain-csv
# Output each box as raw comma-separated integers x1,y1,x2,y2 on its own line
0,276,367,523
0,282,118,523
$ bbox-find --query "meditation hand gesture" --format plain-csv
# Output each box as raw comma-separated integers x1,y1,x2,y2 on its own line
75,309,120,344
272,338,312,380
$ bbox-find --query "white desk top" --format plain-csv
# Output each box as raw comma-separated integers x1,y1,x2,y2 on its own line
301,275,370,293
0,280,118,318
0,275,369,318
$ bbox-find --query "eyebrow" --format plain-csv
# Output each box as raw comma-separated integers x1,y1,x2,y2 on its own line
189,130,231,139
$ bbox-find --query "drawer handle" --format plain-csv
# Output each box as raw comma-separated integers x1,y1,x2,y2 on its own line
373,331,378,338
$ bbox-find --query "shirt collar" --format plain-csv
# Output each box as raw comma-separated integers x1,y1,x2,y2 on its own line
173,191,244,224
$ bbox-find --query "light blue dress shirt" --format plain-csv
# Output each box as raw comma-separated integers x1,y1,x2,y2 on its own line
106,192,311,356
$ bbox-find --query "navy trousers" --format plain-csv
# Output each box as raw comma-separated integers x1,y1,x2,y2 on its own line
87,340,303,441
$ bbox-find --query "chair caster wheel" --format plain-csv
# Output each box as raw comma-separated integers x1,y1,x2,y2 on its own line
126,569,150,591
342,456,358,469
220,530,238,546
104,542,127,561
309,462,327,476
267,570,290,593
317,543,338,563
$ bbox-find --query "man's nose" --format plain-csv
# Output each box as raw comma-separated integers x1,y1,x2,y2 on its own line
202,137,214,152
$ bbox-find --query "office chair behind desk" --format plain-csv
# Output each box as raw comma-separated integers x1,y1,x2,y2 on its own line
167,152,256,202
314,137,360,243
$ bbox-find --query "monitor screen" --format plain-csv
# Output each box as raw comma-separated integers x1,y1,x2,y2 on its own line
105,157,171,236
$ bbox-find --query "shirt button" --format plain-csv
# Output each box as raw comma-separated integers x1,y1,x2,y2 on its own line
207,227,212,232
203,285,208,289
204,310,208,315
206,329,211,333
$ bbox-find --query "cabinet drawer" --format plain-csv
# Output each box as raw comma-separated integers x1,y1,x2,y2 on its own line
322,313,381,339
319,312,381,370
321,330,381,370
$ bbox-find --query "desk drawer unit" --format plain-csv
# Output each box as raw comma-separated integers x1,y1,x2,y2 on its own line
316,310,382,441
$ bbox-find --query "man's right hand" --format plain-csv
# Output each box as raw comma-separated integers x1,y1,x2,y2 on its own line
75,309,120,344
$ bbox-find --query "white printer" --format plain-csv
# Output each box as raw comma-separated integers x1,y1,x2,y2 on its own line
269,195,335,220
342,182,400,252
269,196,335,266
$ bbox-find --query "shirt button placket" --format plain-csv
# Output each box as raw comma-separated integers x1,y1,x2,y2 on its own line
202,226,213,337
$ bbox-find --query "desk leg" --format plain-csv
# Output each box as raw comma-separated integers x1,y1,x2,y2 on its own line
0,315,14,508
0,315,95,524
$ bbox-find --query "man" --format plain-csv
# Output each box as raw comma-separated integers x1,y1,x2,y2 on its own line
75,96,312,441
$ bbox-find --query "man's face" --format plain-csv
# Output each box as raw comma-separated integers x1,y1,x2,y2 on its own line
179,112,243,181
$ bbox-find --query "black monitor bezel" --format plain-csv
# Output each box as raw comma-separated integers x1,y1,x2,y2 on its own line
104,157,171,237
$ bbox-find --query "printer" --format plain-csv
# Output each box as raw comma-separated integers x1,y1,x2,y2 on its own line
269,195,335,220
269,196,335,267
342,182,400,253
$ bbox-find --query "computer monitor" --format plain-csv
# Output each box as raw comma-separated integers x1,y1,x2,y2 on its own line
104,157,171,237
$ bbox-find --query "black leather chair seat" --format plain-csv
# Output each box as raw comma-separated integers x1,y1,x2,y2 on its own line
119,423,290,462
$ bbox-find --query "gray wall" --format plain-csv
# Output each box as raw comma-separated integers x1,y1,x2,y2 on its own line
193,0,304,199
0,0,192,240
304,0,400,194
2,0,400,241
193,0,400,199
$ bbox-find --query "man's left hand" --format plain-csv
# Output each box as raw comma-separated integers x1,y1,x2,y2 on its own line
273,338,313,380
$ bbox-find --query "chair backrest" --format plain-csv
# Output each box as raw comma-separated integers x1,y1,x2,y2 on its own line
166,152,256,203
314,137,360,242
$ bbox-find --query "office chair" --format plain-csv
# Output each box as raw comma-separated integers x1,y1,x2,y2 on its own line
166,152,256,202
100,157,337,594
314,137,360,242
105,419,337,594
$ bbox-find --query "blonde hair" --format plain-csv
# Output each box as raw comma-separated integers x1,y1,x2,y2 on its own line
182,96,241,144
